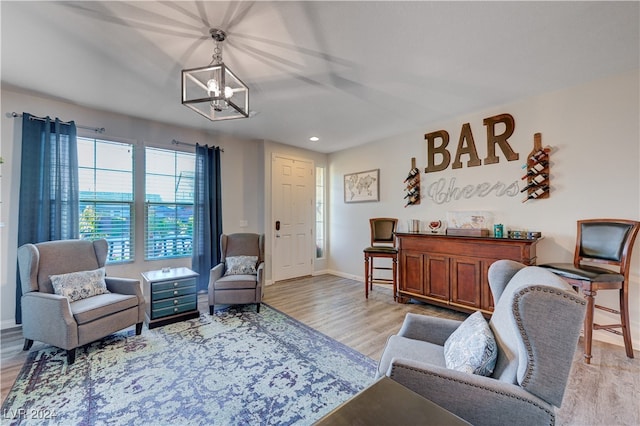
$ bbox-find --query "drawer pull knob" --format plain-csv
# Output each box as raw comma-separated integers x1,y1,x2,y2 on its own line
174,290,178,295
174,307,179,312
174,300,178,305
174,282,179,287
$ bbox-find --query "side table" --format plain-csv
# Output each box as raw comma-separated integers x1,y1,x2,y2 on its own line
141,267,199,329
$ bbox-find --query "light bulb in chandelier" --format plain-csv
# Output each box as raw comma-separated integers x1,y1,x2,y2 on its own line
206,79,220,97
224,86,233,99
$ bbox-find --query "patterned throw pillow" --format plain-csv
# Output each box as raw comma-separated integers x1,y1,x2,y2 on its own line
225,256,258,276
50,267,110,302
443,311,498,376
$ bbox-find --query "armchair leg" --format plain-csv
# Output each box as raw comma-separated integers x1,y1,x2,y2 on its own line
23,339,33,351
67,349,76,365
209,305,214,315
135,322,143,335
257,303,261,313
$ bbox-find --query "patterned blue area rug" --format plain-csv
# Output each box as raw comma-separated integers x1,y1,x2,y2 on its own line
2,304,376,425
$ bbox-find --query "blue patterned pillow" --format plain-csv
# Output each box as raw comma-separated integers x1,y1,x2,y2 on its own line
443,311,497,376
50,267,110,302
225,256,258,276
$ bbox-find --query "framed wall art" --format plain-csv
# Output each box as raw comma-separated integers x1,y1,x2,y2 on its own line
344,169,379,203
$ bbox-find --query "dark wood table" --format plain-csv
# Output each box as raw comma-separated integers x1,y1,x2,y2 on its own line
314,377,470,425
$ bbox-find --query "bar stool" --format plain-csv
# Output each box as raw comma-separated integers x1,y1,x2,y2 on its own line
540,219,639,364
363,218,398,300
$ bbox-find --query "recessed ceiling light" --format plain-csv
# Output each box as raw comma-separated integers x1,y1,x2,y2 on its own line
309,136,319,142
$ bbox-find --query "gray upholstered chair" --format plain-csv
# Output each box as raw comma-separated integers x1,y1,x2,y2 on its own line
377,260,587,426
17,239,145,364
208,233,265,314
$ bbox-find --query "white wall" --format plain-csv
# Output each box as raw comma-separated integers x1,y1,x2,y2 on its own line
327,70,640,348
0,85,263,329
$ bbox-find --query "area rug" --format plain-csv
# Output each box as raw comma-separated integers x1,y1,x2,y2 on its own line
2,304,376,425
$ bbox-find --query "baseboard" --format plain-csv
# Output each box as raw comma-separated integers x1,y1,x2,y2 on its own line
325,269,363,283
1,319,19,331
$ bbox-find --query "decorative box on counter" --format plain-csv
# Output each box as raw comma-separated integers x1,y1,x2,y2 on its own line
446,228,490,237
445,211,492,237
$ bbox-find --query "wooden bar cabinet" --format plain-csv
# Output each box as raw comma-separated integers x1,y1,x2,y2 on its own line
396,232,540,314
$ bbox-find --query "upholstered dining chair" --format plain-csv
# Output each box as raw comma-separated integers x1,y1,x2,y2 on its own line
540,218,639,364
377,260,586,426
363,218,398,300
208,233,265,314
17,239,145,364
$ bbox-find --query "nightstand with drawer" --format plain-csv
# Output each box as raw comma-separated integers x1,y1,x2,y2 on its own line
141,267,200,329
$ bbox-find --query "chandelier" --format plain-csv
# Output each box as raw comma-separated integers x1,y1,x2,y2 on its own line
182,28,249,121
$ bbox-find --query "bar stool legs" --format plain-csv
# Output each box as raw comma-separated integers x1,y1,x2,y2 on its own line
364,252,397,301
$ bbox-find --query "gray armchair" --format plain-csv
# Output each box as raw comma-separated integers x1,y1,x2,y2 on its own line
17,239,145,364
377,260,587,426
208,233,265,314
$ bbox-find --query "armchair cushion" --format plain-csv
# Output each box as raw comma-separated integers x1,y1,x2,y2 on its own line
50,267,110,302
214,274,259,290
443,311,497,376
224,255,258,275
377,335,446,377
71,293,139,325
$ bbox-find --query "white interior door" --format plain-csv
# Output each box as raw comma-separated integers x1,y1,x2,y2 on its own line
272,154,314,282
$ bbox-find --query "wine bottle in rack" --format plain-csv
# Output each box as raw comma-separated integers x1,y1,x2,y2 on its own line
403,187,418,198
522,184,550,202
404,194,419,207
521,160,549,179
404,168,420,183
529,149,549,162
405,176,419,187
519,174,548,192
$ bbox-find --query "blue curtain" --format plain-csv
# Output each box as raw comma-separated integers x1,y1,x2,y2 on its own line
191,144,223,292
16,113,79,323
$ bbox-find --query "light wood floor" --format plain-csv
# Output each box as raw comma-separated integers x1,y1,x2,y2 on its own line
2,274,639,425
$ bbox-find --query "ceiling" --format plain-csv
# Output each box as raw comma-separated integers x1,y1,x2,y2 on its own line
2,1,638,153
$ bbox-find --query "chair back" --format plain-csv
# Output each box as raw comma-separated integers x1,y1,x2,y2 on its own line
18,239,108,294
220,233,264,263
575,219,640,275
487,260,586,408
369,218,398,247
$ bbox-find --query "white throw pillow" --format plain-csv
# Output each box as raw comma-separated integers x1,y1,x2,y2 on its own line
225,256,258,276
443,311,498,376
50,267,110,302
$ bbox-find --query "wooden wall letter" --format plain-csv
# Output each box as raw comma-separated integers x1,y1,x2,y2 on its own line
483,113,518,164
425,130,450,173
452,123,481,169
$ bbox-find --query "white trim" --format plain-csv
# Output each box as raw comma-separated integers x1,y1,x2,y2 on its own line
1,319,19,331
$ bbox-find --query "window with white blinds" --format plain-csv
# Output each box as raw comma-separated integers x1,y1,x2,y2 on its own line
78,137,134,262
145,147,195,260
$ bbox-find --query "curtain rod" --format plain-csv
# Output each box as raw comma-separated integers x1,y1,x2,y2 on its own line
9,112,105,134
172,139,224,152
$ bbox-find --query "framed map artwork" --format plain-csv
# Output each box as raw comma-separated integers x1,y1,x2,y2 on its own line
344,169,379,203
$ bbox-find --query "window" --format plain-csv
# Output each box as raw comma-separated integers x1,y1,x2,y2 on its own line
315,166,325,258
145,147,195,260
78,137,134,262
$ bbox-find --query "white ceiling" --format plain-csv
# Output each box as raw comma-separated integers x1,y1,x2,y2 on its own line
2,1,638,153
